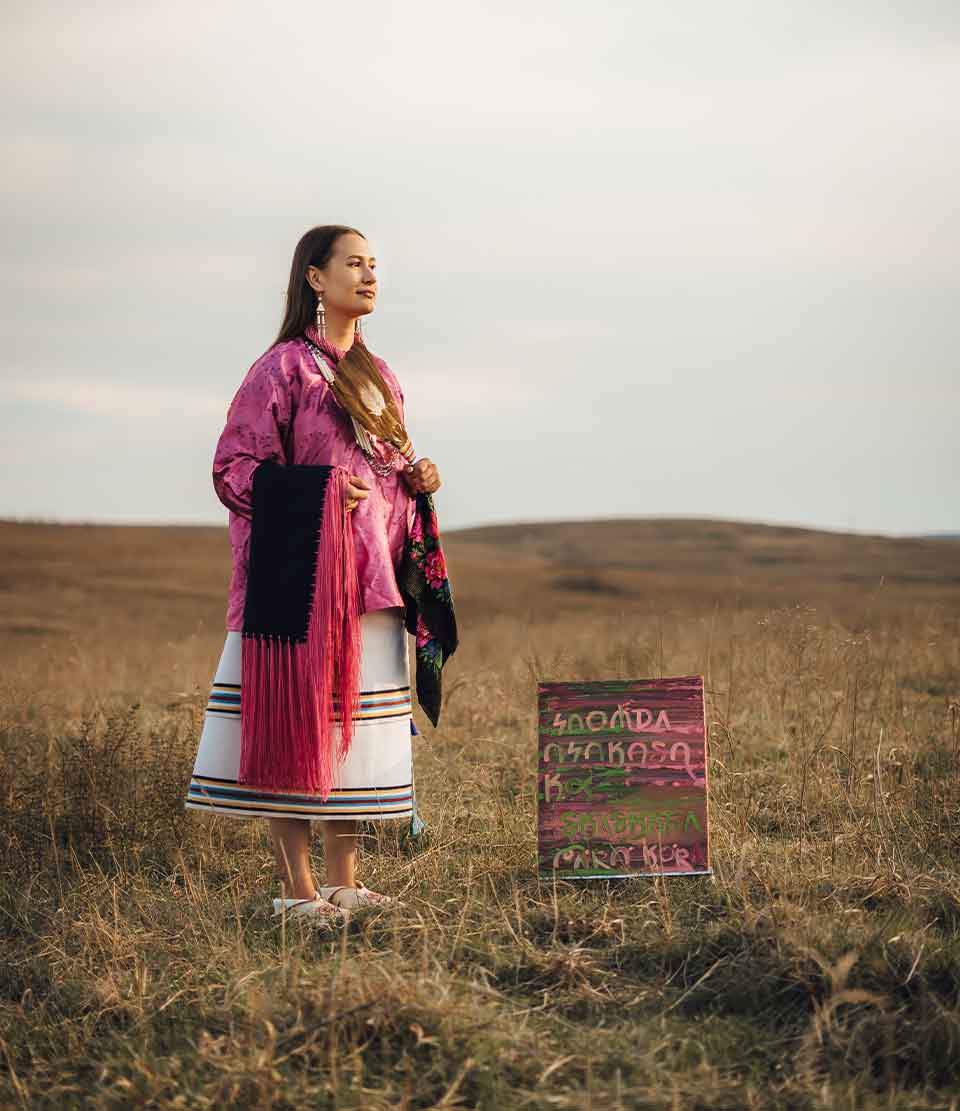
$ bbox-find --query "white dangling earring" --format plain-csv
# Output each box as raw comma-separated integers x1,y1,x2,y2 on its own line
315,293,325,341
355,315,363,339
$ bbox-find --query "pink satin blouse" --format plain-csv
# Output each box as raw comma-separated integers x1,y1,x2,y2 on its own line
211,326,415,631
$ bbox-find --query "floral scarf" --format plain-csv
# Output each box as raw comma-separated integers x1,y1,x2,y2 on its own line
396,491,459,727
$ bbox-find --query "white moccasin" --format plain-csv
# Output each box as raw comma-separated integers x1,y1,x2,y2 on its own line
271,894,345,922
318,883,397,911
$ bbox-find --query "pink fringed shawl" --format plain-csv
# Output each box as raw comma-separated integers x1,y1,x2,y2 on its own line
238,461,361,798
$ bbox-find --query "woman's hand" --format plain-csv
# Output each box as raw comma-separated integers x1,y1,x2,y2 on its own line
345,474,371,512
402,458,442,495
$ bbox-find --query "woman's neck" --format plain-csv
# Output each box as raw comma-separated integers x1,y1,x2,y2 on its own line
306,323,354,359
318,312,356,354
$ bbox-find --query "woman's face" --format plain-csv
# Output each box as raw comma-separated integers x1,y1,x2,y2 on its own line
307,233,377,320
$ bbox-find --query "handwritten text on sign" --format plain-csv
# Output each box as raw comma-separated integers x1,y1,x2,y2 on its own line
537,676,710,878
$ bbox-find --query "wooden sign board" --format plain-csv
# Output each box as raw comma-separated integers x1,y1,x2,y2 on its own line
537,676,710,879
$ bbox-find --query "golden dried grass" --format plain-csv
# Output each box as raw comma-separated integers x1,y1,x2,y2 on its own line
0,517,958,1108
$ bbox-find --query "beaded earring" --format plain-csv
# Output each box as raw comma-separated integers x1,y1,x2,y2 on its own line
315,293,325,341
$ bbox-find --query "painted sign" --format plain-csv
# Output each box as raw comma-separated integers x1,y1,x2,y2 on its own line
537,676,710,879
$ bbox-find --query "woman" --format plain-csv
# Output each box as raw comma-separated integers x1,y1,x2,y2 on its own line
185,225,443,924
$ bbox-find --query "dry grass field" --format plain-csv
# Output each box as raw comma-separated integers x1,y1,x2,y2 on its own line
0,516,958,1109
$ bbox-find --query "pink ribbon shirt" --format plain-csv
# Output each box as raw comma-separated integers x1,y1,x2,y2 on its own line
211,326,416,630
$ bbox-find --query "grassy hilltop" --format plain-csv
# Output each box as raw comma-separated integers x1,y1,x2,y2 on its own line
0,517,958,1109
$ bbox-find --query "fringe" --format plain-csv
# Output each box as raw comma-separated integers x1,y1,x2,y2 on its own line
238,467,362,798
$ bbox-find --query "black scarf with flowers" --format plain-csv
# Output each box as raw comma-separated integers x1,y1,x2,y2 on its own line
396,491,458,727
301,330,458,726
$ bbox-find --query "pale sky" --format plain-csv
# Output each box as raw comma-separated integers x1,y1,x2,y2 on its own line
3,2,958,536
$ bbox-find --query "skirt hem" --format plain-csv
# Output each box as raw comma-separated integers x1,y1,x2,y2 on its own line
183,799,414,823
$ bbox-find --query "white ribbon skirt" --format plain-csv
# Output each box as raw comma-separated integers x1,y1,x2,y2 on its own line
184,607,415,822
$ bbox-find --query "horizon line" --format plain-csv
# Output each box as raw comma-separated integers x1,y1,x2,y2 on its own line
0,512,956,542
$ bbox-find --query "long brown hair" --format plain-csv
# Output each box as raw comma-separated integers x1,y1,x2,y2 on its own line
274,224,366,344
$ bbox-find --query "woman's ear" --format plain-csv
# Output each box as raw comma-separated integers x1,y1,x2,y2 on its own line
305,265,324,294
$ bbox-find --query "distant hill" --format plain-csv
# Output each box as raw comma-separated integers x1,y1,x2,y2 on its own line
446,516,960,580
439,516,960,619
0,516,957,645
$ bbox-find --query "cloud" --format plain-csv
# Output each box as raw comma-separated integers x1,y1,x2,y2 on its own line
0,2,957,532
8,376,227,423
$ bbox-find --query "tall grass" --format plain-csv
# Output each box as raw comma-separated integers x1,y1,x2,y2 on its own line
0,519,958,1108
